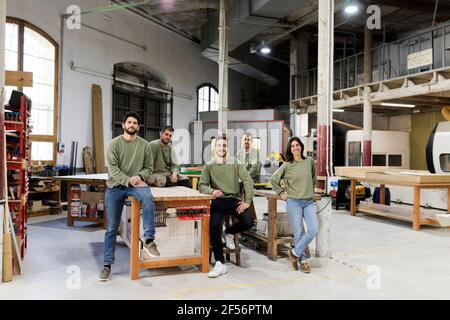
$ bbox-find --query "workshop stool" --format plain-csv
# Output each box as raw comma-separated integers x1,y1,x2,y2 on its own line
209,216,241,266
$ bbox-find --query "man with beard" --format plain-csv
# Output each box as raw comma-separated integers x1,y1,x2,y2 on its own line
99,112,159,282
236,132,261,182
198,135,254,278
147,126,191,188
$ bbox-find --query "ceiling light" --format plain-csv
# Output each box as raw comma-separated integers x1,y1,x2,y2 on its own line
344,4,358,14
381,102,415,108
260,46,271,54
333,109,344,112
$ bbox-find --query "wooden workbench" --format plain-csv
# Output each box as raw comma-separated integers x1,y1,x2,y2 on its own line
243,189,321,261
53,174,108,227
335,167,450,231
129,186,213,280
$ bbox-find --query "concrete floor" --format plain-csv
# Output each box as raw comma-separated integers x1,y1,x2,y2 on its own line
1,198,450,300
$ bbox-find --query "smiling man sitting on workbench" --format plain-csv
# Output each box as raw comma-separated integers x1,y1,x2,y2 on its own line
146,125,191,188
199,134,254,278
99,112,160,282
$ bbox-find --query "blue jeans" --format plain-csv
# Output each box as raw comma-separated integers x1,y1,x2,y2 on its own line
103,186,155,265
286,198,319,262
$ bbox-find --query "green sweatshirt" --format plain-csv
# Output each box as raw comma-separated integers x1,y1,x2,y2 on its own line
148,140,179,175
199,156,254,204
236,148,261,181
106,135,153,188
271,157,316,200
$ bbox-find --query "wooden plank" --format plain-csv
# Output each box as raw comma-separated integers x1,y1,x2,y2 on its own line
413,186,421,231
130,198,140,280
5,71,32,87
139,256,202,269
380,184,385,205
243,230,267,242
254,189,321,201
267,197,278,261
276,237,293,245
200,207,210,273
67,182,73,227
357,207,430,224
92,85,106,173
350,179,356,216
335,167,450,185
150,186,213,201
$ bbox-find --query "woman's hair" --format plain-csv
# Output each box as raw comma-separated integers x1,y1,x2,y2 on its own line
285,137,306,162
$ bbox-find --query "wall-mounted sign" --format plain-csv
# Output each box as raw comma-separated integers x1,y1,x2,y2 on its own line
407,48,433,70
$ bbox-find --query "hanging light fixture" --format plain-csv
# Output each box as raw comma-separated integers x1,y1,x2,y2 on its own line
344,1,359,14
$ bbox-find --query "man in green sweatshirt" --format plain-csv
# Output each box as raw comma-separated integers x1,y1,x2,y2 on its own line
236,133,261,182
99,112,160,282
147,126,190,188
199,135,254,278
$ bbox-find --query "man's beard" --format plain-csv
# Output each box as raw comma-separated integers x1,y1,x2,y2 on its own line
217,150,227,158
125,128,137,135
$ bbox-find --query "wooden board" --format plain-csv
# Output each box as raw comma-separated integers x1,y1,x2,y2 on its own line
5,71,33,87
82,147,94,174
335,166,389,178
335,166,450,185
254,189,322,201
365,171,450,185
150,186,213,201
92,85,105,173
53,173,108,182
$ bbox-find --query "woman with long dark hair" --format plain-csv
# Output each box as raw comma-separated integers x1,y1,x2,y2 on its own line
271,137,318,273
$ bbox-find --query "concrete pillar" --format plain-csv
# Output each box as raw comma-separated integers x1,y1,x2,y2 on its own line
290,33,309,137
363,25,373,166
218,0,229,136
363,87,372,166
316,0,334,190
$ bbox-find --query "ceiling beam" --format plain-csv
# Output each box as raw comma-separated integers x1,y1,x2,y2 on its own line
141,1,219,15
364,0,450,15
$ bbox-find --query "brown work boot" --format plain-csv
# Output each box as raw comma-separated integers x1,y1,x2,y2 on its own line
287,249,299,271
299,261,311,274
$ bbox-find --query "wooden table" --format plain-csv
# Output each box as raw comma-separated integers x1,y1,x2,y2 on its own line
243,189,321,261
53,174,108,227
129,186,212,280
336,167,450,231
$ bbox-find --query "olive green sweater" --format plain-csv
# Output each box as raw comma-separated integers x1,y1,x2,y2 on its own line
106,135,153,188
148,140,179,175
271,157,316,200
199,156,254,204
236,148,261,181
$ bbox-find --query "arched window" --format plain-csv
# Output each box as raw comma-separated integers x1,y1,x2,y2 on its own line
197,83,218,118
5,17,59,164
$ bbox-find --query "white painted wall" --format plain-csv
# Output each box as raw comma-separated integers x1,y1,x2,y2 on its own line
6,0,256,165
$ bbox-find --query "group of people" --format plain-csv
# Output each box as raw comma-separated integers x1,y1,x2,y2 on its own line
99,112,318,282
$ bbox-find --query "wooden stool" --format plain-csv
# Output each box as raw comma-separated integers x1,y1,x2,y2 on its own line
209,216,241,266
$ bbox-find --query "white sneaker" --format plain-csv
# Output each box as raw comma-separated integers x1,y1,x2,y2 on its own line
224,233,236,250
208,261,227,278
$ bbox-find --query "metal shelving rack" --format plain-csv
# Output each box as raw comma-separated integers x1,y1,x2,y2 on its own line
5,95,31,258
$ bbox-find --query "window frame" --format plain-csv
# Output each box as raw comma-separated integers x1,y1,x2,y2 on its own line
6,17,59,165
197,83,218,120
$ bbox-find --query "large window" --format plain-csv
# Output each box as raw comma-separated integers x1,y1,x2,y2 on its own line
5,17,58,164
197,83,218,118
